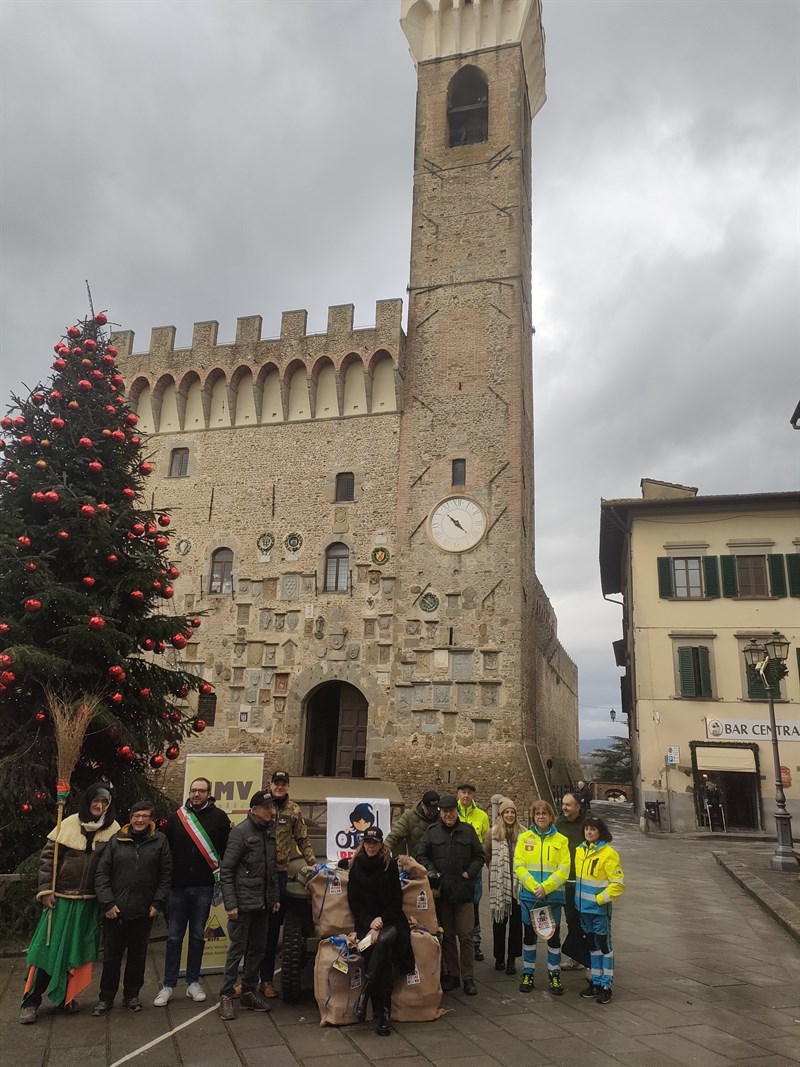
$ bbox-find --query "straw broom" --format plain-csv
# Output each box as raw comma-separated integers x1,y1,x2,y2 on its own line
45,688,102,945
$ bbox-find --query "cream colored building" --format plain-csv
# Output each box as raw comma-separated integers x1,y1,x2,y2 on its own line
600,479,800,833
115,0,579,805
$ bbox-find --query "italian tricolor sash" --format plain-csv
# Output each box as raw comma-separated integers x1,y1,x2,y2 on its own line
177,806,220,882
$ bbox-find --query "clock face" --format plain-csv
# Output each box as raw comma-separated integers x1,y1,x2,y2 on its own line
428,497,487,553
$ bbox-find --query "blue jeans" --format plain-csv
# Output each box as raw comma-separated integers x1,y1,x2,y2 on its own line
163,886,214,987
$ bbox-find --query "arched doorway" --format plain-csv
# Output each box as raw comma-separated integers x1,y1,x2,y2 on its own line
303,681,368,778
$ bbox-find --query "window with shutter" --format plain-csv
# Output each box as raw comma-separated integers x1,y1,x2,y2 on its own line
720,556,738,597
169,447,189,477
677,645,713,698
787,554,800,597
673,558,703,598
767,554,787,597
746,661,782,700
702,556,720,598
736,555,769,597
209,548,234,595
657,557,674,598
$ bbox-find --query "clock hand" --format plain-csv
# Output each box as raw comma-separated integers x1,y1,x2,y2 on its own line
448,516,466,531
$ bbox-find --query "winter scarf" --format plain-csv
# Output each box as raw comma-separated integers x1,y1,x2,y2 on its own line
489,834,517,923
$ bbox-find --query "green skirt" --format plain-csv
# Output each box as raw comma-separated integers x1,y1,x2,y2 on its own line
25,898,100,1006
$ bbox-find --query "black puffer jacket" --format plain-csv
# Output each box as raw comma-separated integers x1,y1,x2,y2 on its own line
220,813,279,912
416,819,485,905
95,823,172,919
348,852,415,974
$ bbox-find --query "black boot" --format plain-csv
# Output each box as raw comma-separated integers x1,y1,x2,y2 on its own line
375,1006,391,1037
353,979,372,1024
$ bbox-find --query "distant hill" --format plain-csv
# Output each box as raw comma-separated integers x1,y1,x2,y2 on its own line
579,735,626,755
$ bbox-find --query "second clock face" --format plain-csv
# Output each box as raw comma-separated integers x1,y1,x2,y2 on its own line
428,496,487,553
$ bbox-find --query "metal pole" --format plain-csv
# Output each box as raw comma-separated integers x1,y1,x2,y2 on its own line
765,680,796,871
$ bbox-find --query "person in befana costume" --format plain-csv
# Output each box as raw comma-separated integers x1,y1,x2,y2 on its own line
20,783,119,1024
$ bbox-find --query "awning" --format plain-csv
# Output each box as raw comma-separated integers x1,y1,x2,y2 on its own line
696,746,756,773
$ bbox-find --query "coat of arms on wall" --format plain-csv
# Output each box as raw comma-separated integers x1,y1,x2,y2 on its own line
371,546,390,566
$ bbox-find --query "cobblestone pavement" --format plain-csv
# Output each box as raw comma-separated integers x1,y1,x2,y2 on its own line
2,804,799,1067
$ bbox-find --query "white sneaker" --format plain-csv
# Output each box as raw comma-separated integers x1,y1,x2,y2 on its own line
154,986,174,1006
186,983,207,1002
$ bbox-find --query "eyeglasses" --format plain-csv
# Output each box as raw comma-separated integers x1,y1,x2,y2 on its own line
190,788,209,794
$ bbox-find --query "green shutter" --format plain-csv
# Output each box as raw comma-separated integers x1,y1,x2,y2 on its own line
677,647,696,696
746,663,769,699
657,557,674,598
785,554,800,597
697,646,713,698
702,556,720,599
768,554,787,598
767,661,783,699
720,556,738,598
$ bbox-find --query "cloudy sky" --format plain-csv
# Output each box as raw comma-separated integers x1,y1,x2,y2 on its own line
1,0,798,740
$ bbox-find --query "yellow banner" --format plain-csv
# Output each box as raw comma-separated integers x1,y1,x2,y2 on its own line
179,753,265,973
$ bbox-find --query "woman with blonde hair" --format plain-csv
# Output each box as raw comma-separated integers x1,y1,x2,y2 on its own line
484,798,524,975
513,799,570,995
346,827,415,1036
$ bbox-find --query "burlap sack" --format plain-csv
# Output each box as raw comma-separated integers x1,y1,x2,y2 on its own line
308,864,355,938
397,855,439,930
314,934,370,1026
391,926,445,1022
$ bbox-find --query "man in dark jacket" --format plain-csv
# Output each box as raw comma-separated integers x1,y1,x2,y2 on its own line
154,777,231,1006
93,800,172,1015
218,792,280,1020
555,791,590,970
416,794,484,995
385,789,440,856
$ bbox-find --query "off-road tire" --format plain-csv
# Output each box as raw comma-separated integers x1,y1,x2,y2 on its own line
280,907,306,1003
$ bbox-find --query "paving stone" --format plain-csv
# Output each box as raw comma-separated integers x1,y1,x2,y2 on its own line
43,1046,108,1067
240,1047,301,1067
530,1035,623,1067
300,1054,372,1067
678,1023,777,1061
174,1034,244,1067
755,1036,800,1063
280,1024,355,1058
636,1031,736,1067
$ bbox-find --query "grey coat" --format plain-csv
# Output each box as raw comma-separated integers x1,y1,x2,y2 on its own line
220,812,279,912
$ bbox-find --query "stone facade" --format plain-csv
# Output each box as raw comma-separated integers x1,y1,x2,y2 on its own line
116,0,578,807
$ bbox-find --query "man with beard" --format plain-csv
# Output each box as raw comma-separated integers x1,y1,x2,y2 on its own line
154,777,231,1006
257,772,316,998
385,789,440,855
555,791,590,970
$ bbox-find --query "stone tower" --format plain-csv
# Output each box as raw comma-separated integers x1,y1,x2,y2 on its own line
115,0,577,803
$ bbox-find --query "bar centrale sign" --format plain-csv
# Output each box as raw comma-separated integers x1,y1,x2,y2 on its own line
705,718,800,742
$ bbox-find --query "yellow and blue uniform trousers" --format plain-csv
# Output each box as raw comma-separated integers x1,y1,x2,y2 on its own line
513,827,570,977
575,840,624,990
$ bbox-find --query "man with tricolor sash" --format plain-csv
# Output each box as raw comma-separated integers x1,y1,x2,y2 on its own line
154,777,231,1006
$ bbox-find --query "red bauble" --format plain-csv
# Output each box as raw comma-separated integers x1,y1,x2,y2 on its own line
50,392,63,403
177,684,189,698
80,505,95,518
24,562,36,573
125,413,138,426
19,435,34,447
67,325,80,338
24,599,42,612
107,553,118,564
77,379,92,392
78,437,93,450
160,712,170,721
163,586,174,599
145,523,158,537
50,417,65,430
95,312,108,325
6,471,18,483
0,654,11,666
108,665,126,681
97,502,110,514
169,710,181,722
152,581,162,591
171,633,187,649
52,358,67,371
85,338,97,350
34,711,47,723
199,682,213,695
168,566,180,579
0,671,15,685
102,354,116,367
193,720,206,733
57,530,69,540
13,416,25,427
157,514,171,527
155,536,169,550
129,589,144,602
88,615,105,631
131,522,145,536
88,461,103,473
31,491,45,503
0,417,11,430
129,435,141,445
165,745,180,761
122,487,135,501
107,344,118,356
109,692,123,705
82,576,95,588
116,745,132,758
155,641,165,654
191,618,201,628
20,802,33,814
0,623,10,634
139,687,150,698
91,369,104,381
53,342,65,353
150,754,165,768
31,393,44,406
142,637,155,651
104,405,115,414
45,491,60,505
139,462,153,475
17,535,31,547
111,430,125,443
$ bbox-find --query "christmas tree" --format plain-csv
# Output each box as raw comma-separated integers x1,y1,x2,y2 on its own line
0,309,212,869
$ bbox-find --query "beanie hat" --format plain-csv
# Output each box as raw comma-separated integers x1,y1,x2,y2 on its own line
498,797,517,818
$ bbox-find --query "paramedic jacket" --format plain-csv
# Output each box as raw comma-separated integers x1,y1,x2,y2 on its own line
513,825,570,908
574,840,624,915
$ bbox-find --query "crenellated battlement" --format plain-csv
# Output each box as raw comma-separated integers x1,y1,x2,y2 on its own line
115,300,405,433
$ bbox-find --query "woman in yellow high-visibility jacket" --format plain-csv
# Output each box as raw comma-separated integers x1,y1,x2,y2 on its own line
575,816,624,1004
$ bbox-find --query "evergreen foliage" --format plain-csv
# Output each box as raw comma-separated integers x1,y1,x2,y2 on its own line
0,311,211,869
591,738,632,783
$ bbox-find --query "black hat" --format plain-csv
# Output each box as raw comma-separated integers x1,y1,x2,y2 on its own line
250,790,276,809
362,827,384,843
457,782,477,793
271,771,290,783
422,790,440,807
439,794,458,810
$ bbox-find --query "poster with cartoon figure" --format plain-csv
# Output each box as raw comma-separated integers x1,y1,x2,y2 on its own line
326,797,391,861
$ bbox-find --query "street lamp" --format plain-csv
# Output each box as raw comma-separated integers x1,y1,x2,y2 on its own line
742,632,795,871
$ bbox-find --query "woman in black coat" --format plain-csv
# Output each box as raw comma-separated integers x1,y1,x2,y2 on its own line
346,827,415,1036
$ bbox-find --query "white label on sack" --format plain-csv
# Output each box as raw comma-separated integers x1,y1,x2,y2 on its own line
328,879,342,895
350,968,362,989
332,957,348,974
406,968,421,986
416,890,428,910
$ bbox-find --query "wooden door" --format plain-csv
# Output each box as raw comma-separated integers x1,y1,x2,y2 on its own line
336,684,368,778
